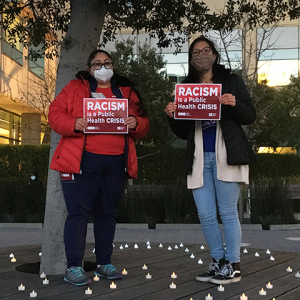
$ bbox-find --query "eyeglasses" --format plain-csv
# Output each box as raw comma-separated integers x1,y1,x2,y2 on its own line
192,47,212,56
90,61,113,70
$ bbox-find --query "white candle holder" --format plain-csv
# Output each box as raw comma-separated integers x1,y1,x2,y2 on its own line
266,282,273,289
85,287,92,294
122,269,128,275
93,275,99,281
218,285,224,291
146,273,152,279
110,282,117,289
259,288,266,295
240,293,248,300
171,272,177,279
270,256,275,261
295,271,300,278
169,282,176,289
30,290,37,298
205,293,213,300
18,284,25,291
43,278,49,284
286,266,293,272
142,264,148,270
40,272,46,278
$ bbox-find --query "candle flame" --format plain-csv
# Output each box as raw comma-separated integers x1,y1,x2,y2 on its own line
147,273,150,275
172,272,175,275
123,269,126,272
242,293,246,296
261,288,264,291
207,294,211,296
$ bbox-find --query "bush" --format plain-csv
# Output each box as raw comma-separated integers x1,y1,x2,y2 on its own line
249,177,297,228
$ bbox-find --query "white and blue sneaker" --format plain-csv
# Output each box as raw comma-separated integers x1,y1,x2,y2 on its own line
64,266,92,286
95,264,123,280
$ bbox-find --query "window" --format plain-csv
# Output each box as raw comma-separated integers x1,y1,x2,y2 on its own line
257,26,299,86
1,16,23,65
0,110,21,145
28,43,45,78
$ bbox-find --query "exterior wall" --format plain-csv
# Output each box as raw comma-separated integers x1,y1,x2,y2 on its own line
0,31,57,144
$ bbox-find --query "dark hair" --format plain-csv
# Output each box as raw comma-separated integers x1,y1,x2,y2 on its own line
76,49,147,116
182,35,229,83
87,49,113,68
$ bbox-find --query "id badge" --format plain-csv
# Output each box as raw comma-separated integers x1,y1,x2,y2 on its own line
60,173,75,181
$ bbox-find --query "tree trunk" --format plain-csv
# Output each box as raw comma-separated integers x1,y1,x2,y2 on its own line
40,0,107,275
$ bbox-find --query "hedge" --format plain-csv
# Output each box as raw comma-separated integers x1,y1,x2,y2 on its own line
1,145,300,183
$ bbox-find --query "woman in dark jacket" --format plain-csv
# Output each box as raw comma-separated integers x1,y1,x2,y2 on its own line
165,36,256,285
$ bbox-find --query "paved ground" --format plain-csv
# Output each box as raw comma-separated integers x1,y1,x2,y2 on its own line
1,224,300,254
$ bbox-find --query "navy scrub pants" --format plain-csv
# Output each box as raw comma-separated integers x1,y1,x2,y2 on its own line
61,150,126,268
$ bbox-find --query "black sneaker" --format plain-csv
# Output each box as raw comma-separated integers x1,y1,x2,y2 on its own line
210,261,241,284
95,264,123,280
64,266,92,286
196,258,225,282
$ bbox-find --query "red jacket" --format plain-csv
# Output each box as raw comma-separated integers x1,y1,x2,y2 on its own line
48,78,149,178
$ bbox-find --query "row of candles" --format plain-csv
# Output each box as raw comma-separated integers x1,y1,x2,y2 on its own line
11,245,300,298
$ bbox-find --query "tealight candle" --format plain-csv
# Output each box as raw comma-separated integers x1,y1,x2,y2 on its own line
270,256,275,261
190,253,195,258
266,282,273,289
119,245,124,249
11,256,16,262
240,293,248,300
30,290,37,298
9,253,14,258
198,259,203,264
147,245,151,249
134,243,138,249
40,272,46,278
39,252,42,257
85,287,92,294
266,249,271,254
174,245,178,249
205,293,213,300
142,264,148,270
43,278,49,284
146,273,152,279
200,245,205,249
218,285,224,291
255,252,260,257
171,272,177,279
259,288,267,295
159,243,163,248
146,241,150,245
92,248,95,253
110,282,117,289
93,275,99,281
168,246,172,250
125,244,129,248
295,271,300,278
18,283,25,291
185,248,189,252
170,282,176,289
286,266,293,272
122,269,128,275
180,243,184,247
243,248,248,253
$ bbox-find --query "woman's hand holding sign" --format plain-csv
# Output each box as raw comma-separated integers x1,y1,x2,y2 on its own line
219,93,236,107
125,116,137,130
165,102,177,118
74,117,88,132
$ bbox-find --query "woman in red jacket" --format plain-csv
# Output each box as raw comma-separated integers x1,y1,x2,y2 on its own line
48,49,149,286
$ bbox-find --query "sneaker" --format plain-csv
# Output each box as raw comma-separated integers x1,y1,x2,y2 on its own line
210,261,241,284
196,258,225,282
64,266,92,286
95,264,123,280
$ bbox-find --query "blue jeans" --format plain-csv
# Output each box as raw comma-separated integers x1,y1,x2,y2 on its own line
192,152,241,263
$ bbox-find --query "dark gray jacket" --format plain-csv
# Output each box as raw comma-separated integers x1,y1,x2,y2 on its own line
168,72,256,175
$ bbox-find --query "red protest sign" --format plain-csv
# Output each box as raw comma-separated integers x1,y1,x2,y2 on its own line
174,84,222,120
83,98,128,134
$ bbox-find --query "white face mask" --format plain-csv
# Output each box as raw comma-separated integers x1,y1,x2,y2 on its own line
94,68,114,83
